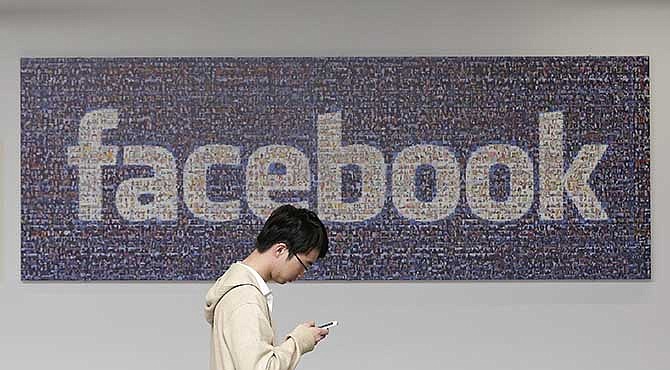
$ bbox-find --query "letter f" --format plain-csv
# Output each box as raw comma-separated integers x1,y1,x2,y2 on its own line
67,109,119,221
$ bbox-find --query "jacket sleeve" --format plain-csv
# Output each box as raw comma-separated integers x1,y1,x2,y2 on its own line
223,302,316,370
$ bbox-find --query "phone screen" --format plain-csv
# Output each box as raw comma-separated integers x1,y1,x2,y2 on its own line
318,321,337,329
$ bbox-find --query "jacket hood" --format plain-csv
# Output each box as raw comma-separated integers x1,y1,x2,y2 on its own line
204,262,261,325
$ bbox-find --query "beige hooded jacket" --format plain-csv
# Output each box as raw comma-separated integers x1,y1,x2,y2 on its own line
205,263,315,370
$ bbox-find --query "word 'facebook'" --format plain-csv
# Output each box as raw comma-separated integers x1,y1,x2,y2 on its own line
67,109,608,223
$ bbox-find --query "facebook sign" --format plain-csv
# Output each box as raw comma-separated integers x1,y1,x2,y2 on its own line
20,57,650,280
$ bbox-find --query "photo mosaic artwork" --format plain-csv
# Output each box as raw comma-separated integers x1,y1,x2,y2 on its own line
21,57,650,280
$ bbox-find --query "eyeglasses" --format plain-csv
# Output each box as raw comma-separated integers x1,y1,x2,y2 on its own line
294,254,309,272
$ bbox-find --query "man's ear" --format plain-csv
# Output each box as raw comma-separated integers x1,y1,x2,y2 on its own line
272,243,287,258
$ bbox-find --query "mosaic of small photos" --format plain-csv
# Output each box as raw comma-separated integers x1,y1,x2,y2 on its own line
21,57,650,280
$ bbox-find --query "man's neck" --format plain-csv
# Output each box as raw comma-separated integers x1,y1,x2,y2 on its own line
242,251,272,283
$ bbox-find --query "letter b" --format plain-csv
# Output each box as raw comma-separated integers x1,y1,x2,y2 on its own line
317,112,385,222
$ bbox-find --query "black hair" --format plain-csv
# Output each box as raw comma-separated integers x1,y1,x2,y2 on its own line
255,204,329,259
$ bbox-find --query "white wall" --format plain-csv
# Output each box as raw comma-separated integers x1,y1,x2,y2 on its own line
1,1,668,369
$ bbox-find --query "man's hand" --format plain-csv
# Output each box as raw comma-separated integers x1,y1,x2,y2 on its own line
302,320,329,345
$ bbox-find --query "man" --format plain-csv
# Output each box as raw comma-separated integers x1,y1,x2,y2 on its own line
204,204,330,370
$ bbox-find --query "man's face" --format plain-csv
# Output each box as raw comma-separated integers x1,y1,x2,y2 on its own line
272,245,320,284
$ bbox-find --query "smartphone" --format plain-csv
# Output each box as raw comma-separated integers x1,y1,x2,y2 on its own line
318,321,338,329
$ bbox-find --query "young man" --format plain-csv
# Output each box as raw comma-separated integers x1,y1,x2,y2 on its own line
204,204,330,370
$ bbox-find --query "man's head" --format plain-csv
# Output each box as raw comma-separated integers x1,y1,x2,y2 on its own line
255,204,329,283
